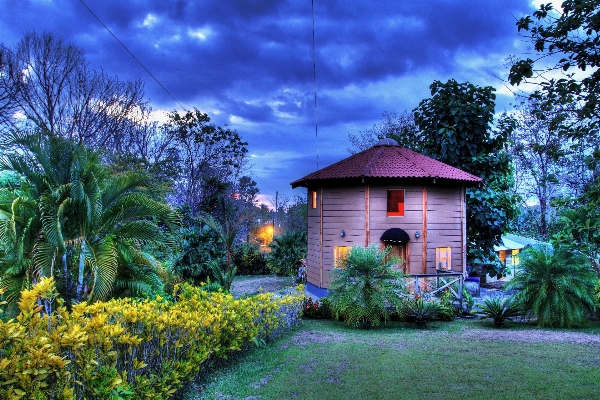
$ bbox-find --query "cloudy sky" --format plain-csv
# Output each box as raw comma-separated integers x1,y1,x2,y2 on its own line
0,0,539,205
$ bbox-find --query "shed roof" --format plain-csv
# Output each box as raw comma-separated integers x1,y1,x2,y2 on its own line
291,140,482,188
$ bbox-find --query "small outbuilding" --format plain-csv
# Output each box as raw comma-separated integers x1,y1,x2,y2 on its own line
291,138,482,290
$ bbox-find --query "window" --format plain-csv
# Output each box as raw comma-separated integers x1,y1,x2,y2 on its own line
436,247,451,271
499,250,506,264
512,249,520,266
387,190,404,216
311,190,317,209
334,246,352,268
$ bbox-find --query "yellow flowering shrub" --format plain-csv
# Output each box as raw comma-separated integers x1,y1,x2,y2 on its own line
0,279,304,399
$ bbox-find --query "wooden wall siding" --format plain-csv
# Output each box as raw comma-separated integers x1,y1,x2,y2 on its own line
425,186,465,274
304,183,467,287
368,185,425,275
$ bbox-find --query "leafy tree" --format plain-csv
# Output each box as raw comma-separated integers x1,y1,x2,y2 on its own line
502,96,571,240
410,79,519,277
328,244,407,328
267,230,307,276
0,186,40,315
506,245,597,328
166,109,249,215
0,131,179,312
552,178,600,275
508,1,600,132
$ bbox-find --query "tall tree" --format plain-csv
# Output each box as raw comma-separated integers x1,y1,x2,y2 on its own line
166,109,249,215
410,79,518,276
0,32,147,153
508,1,600,134
503,96,570,240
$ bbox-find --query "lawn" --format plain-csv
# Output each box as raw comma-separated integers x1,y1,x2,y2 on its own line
185,318,600,400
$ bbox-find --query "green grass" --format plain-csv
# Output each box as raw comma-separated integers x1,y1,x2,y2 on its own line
187,319,600,400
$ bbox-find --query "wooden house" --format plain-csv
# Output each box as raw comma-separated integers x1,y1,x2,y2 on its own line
291,138,482,290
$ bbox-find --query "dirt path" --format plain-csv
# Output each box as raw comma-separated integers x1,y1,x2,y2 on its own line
230,275,295,298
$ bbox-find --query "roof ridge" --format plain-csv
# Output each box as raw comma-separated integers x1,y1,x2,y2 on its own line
397,147,433,177
362,146,385,176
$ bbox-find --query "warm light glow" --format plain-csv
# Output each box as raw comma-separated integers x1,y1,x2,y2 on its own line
255,224,274,246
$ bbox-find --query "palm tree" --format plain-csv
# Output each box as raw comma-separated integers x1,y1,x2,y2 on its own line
267,230,307,276
199,197,249,290
0,130,179,311
506,246,597,328
328,244,407,328
0,187,40,315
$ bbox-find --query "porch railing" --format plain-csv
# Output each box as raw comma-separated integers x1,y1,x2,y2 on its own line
403,272,464,308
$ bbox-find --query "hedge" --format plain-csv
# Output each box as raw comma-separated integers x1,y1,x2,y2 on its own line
0,278,304,399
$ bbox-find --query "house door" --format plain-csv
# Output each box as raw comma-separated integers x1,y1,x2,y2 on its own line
385,243,408,273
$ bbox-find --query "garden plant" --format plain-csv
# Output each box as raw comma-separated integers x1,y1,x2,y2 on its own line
0,278,304,399
474,295,523,328
506,246,597,327
328,244,407,328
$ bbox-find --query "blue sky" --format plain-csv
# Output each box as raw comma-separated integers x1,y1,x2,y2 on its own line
0,0,538,205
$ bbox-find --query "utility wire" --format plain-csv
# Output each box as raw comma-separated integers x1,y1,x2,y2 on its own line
312,0,319,172
78,0,188,111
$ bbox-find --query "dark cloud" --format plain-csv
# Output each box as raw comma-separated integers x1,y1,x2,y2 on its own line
0,0,535,200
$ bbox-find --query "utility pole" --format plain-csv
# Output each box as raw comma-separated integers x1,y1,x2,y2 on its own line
273,191,278,236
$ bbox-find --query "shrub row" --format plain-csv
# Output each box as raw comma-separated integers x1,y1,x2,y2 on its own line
0,278,304,399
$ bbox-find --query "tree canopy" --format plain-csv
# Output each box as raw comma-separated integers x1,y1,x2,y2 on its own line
509,1,600,133
382,80,519,276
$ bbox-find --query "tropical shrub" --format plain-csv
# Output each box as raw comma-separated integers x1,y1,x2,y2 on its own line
232,242,269,275
506,246,597,327
267,230,307,276
462,285,475,314
437,287,461,320
0,132,180,314
328,244,407,328
171,223,223,285
0,278,304,399
209,260,238,292
405,296,444,328
474,295,523,328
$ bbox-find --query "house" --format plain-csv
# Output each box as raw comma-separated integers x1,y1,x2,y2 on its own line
290,138,482,291
487,233,551,282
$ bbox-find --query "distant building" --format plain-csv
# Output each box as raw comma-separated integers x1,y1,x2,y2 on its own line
487,233,551,282
291,138,482,290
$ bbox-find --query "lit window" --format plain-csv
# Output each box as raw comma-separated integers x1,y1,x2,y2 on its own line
512,249,520,266
387,190,404,216
499,250,506,264
311,190,317,209
436,247,451,271
334,246,352,268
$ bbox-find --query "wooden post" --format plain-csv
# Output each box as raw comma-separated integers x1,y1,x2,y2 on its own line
461,183,466,274
365,184,370,246
319,187,323,288
422,186,428,274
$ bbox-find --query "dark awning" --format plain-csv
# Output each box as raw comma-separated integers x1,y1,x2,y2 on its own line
380,228,410,243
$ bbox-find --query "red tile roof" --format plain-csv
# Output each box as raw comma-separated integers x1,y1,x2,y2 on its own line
291,141,482,188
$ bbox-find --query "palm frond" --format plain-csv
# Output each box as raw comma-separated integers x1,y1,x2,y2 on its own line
87,239,118,302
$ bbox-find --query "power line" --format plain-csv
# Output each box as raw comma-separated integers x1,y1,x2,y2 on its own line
312,0,319,172
78,0,188,111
